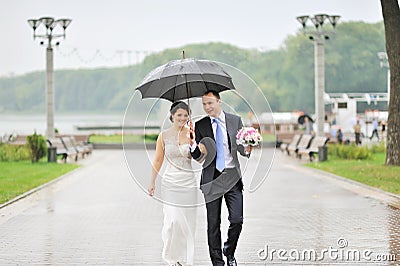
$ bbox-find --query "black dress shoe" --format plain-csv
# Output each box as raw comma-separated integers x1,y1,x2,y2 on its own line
226,255,237,266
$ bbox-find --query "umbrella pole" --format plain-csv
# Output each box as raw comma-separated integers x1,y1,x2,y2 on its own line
184,73,193,136
182,50,194,137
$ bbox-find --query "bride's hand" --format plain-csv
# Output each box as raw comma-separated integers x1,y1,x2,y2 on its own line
188,126,195,145
148,182,155,196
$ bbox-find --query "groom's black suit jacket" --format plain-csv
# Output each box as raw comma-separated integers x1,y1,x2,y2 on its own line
191,112,248,193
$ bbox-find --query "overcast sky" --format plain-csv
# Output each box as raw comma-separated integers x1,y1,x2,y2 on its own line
0,0,383,76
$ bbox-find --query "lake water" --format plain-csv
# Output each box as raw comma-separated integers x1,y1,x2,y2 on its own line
0,113,148,136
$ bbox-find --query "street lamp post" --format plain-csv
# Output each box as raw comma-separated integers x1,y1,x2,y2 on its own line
296,14,340,137
377,52,390,104
27,17,72,138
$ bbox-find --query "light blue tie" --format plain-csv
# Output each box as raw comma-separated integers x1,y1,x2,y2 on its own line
213,118,225,172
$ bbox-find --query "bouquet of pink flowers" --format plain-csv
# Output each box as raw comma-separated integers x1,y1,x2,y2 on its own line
236,127,262,147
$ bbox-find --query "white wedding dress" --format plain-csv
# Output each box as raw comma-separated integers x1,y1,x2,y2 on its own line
160,130,198,265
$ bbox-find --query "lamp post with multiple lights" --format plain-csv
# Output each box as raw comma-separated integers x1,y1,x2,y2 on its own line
27,17,72,138
296,14,340,137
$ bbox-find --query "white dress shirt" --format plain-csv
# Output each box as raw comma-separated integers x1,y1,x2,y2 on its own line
191,111,235,169
212,112,235,169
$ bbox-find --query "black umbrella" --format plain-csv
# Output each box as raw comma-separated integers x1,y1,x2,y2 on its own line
298,114,314,125
135,51,236,132
136,55,236,102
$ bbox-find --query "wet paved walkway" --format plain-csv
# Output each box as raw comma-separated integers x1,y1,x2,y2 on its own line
0,149,399,265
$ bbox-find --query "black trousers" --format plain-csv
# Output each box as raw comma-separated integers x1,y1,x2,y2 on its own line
205,169,243,266
370,129,379,140
355,133,361,145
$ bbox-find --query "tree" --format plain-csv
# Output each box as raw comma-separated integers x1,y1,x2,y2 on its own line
0,24,388,113
381,0,400,165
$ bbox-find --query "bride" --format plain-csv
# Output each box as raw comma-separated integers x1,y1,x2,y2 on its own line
148,101,203,266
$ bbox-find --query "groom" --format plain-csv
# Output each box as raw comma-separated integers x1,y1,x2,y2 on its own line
189,90,251,266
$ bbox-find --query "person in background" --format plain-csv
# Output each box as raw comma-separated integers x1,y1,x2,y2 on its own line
336,128,343,144
370,119,379,141
304,116,313,135
354,120,362,145
381,120,386,140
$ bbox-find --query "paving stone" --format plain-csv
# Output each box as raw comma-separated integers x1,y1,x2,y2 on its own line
0,150,398,265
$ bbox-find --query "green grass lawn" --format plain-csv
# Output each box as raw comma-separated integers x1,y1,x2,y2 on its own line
261,133,276,142
308,153,400,195
0,161,80,204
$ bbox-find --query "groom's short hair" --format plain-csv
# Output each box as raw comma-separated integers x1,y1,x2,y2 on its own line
203,90,220,100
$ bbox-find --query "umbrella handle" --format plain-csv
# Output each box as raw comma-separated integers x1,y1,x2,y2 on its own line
189,120,194,139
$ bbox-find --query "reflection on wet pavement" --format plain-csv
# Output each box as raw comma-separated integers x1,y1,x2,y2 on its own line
0,150,398,265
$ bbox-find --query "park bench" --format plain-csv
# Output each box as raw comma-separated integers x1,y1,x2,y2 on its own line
287,134,313,157
69,136,92,156
280,134,302,155
276,132,295,148
298,136,329,161
72,135,93,149
47,137,78,163
61,136,92,159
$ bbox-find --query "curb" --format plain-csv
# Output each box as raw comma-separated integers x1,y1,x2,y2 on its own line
288,163,400,209
0,166,82,210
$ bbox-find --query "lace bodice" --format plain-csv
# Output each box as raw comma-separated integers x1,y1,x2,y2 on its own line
162,129,192,172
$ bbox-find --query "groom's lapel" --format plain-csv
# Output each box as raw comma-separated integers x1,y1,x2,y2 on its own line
225,113,235,139
225,113,236,151
204,116,214,140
